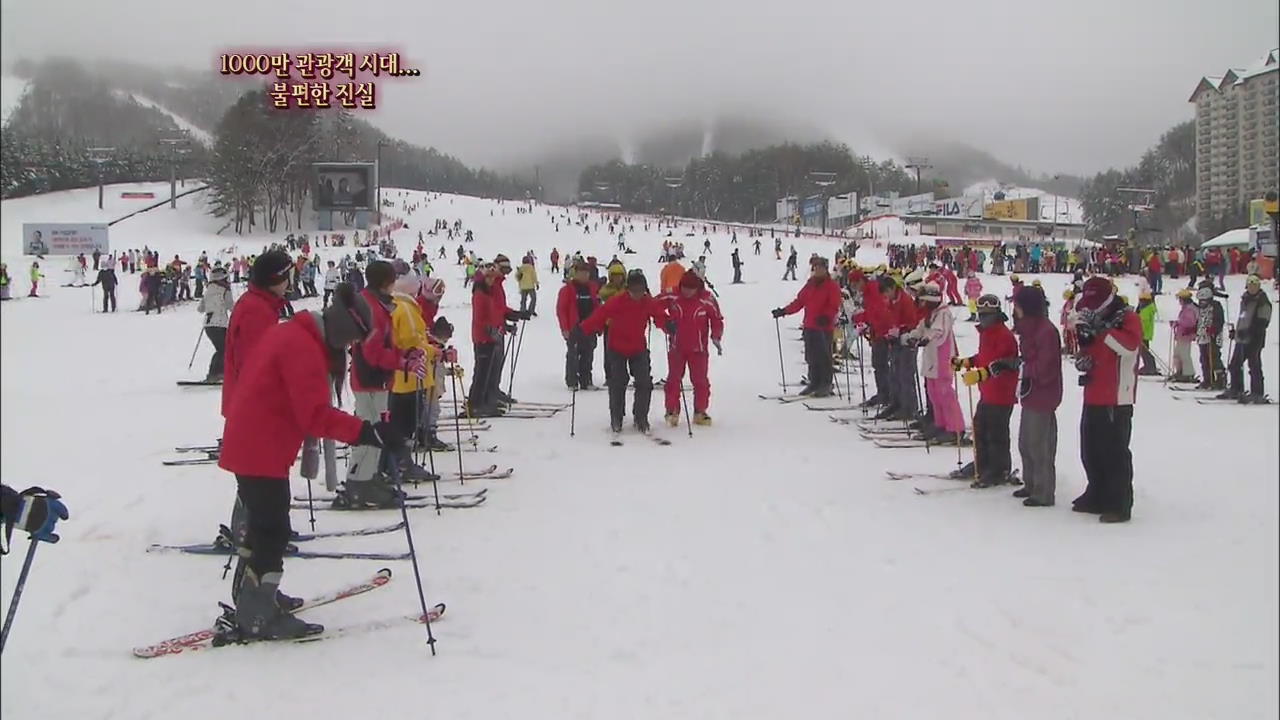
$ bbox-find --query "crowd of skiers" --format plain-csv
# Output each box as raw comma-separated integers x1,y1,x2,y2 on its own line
773,249,1274,524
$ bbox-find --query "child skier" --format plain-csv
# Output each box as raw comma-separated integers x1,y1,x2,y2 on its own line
964,270,983,321
904,282,965,443
951,294,1020,487
578,269,670,435
1010,285,1062,507
1194,283,1226,390
1135,290,1160,376
661,270,724,426
1169,288,1198,383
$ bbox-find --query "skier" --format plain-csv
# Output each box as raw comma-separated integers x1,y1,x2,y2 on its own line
418,278,444,328
1169,288,1198,382
951,294,1020,487
731,248,744,284
774,238,783,260
486,255,530,408
142,267,164,314
550,248,560,273
386,274,439,477
223,251,291,417
322,261,340,307
661,270,723,426
468,264,505,417
782,247,799,281
1069,276,1142,523
0,263,10,300
1135,290,1160,376
421,316,457,450
1220,274,1272,403
963,270,982,321
904,282,964,443
703,238,712,255
516,255,540,316
772,257,842,397
1061,288,1078,355
91,263,119,313
69,255,85,287
1009,285,1062,507
340,261,422,507
753,238,762,256
855,272,894,408
1194,282,1226,390
28,261,43,297
218,282,405,640
197,267,233,382
578,269,670,434
557,261,601,390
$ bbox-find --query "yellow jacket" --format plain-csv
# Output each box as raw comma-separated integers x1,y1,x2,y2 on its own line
516,264,539,291
389,293,438,394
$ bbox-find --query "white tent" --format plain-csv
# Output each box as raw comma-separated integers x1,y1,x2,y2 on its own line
1202,227,1254,249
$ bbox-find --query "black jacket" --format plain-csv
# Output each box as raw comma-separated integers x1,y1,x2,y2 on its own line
1236,291,1272,344
92,269,118,291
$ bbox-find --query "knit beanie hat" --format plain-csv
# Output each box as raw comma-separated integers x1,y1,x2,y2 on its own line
250,250,292,288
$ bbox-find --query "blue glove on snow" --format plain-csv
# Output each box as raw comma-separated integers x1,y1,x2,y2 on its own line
9,488,69,544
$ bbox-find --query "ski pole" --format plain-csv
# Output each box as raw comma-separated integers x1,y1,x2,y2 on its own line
570,382,577,437
416,377,441,516
448,366,466,486
967,383,979,481
187,326,204,370
382,448,437,656
857,334,868,415
1,536,43,653
774,317,787,395
506,319,527,402
955,369,963,469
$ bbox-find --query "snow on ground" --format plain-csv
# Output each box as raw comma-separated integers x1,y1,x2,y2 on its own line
965,179,1084,225
1,187,1277,719
1,74,30,123
122,93,215,146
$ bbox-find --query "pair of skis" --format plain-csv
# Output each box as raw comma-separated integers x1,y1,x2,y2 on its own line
148,521,411,560
132,568,446,658
609,428,672,446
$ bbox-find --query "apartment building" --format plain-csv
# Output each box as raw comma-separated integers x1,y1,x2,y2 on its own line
1189,48,1279,219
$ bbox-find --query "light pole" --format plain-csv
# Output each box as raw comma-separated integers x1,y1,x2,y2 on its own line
808,171,837,235
664,176,683,227
1117,186,1156,246
376,139,390,224
160,136,190,209
87,147,115,210
905,156,932,195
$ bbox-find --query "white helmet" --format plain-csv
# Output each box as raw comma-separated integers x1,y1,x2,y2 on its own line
904,268,928,289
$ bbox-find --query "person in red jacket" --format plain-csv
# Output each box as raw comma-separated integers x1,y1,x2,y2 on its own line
219,282,405,641
1146,252,1163,295
952,294,1020,488
557,260,601,389
1009,285,1062,507
879,276,924,421
1069,277,1141,523
579,269,670,434
858,274,895,408
661,270,724,426
222,251,291,419
772,257,842,397
343,261,427,507
468,265,506,417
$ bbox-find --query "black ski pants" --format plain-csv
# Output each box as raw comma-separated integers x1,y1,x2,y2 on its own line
1078,405,1134,516
144,289,162,314
973,402,1013,483
871,339,890,403
101,286,117,312
235,476,292,576
565,333,596,388
387,390,422,442
606,349,653,426
802,328,834,392
732,266,742,283
468,341,497,411
1228,340,1265,396
205,326,226,377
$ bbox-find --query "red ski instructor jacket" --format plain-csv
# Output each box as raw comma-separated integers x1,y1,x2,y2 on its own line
220,312,365,479
221,286,286,418
781,277,841,330
580,292,669,356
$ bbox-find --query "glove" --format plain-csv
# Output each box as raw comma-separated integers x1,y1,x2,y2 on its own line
961,368,989,387
513,310,532,321
505,322,517,334
358,420,406,451
443,346,458,364
989,357,1023,376
1074,355,1094,373
487,327,502,342
664,320,678,335
403,351,427,380
771,308,786,319
1076,323,1097,347
712,338,723,356
447,365,465,378
950,357,971,372
6,488,69,544
1228,327,1236,340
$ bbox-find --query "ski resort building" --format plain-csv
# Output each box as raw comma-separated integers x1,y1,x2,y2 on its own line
1189,48,1280,219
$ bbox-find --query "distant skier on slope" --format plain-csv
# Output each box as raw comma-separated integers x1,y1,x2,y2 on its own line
197,266,233,383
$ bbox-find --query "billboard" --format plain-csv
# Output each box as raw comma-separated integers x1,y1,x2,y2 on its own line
800,196,824,224
1250,198,1272,226
983,197,1039,221
313,162,376,212
931,195,984,218
828,193,857,220
22,223,109,256
890,192,934,216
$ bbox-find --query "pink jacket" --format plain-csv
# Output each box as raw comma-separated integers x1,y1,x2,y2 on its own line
1174,303,1198,340
964,277,983,300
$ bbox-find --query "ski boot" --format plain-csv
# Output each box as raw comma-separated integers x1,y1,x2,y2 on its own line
611,417,623,434
332,478,403,509
693,412,712,426
423,432,452,452
797,384,815,396
1240,392,1270,404
858,394,882,409
871,403,900,421
224,568,323,644
634,419,651,435
1215,388,1241,401
398,459,440,483
665,413,680,427
810,385,834,398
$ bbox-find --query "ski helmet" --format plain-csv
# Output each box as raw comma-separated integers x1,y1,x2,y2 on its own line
917,282,943,304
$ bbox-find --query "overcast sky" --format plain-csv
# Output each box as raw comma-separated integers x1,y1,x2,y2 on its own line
3,0,1277,177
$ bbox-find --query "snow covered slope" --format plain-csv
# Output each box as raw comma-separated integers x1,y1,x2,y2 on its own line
965,180,1084,225
116,91,214,146
1,188,1276,719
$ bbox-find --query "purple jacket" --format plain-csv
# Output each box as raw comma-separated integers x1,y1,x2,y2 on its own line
1013,315,1062,413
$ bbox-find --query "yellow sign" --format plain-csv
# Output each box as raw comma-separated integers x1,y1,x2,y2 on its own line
1252,198,1278,224
983,198,1034,221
